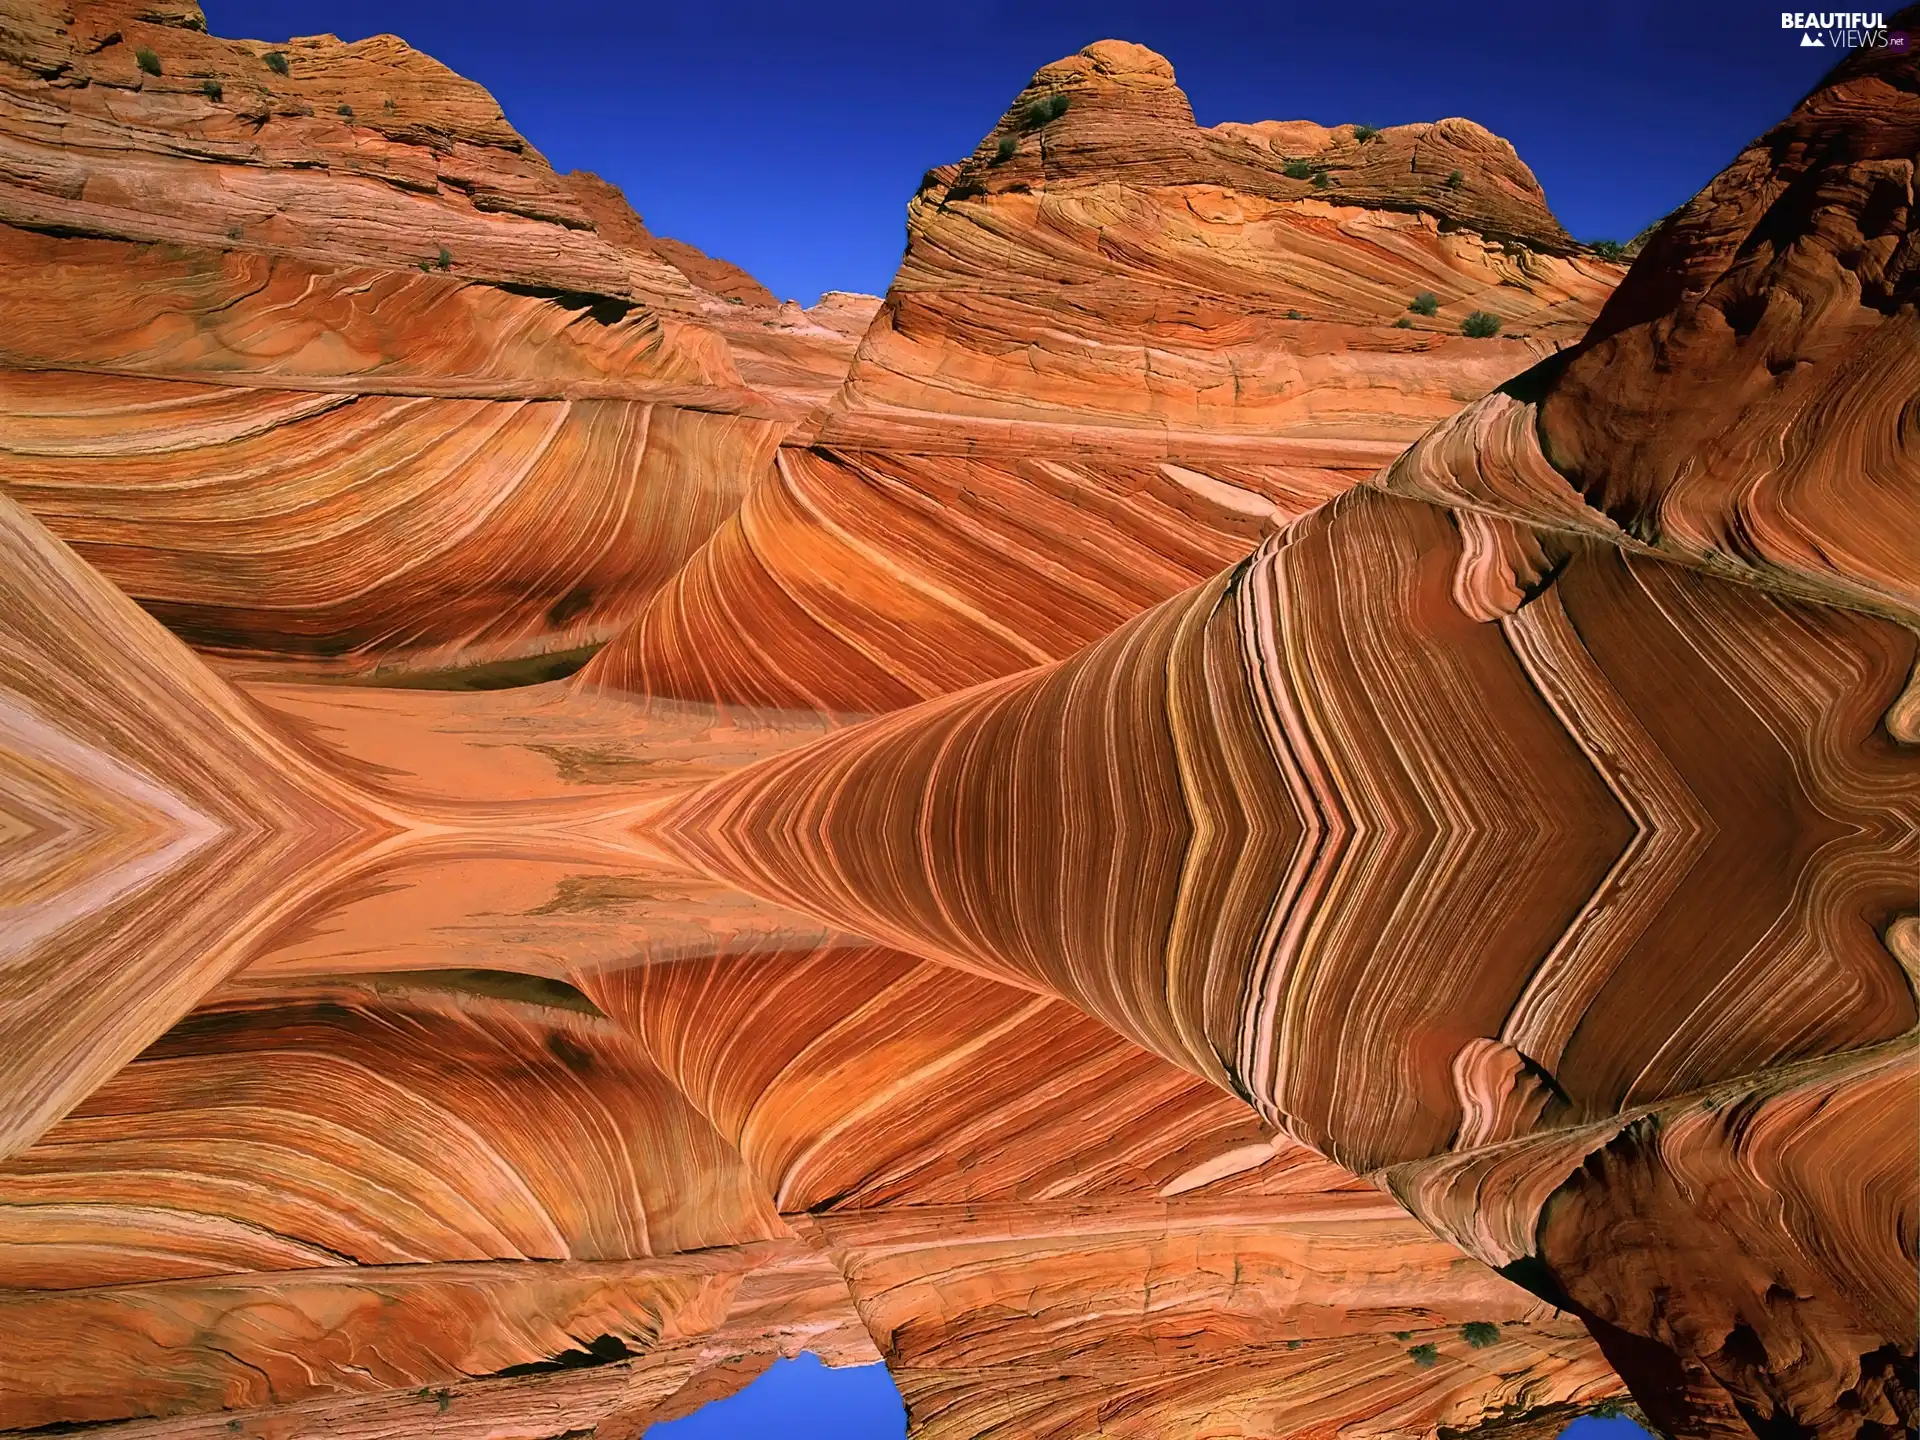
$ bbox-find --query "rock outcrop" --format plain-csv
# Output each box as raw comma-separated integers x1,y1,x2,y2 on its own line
0,5,1911,1440
0,0,872,679
577,39,1622,712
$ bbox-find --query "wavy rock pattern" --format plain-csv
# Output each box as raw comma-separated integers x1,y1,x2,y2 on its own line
1380,33,1920,627
580,40,1623,711
1,4,1913,1439
0,0,871,677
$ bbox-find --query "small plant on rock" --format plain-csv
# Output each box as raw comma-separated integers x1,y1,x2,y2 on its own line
1392,1331,1412,1341
1023,92,1070,128
1590,238,1627,261
202,78,223,101
383,97,397,112
1352,123,1381,142
1461,1321,1501,1348
1592,1399,1626,1419
338,103,353,119
1310,170,1332,190
435,246,452,271
1408,290,1438,316
135,46,162,75
1444,168,1464,189
1461,310,1502,338
993,134,1017,164
1408,1343,1440,1368
1283,158,1314,180
263,50,289,75
1393,316,1413,328
1286,309,1303,320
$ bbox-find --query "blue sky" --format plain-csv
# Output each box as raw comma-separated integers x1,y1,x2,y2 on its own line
643,1354,904,1438
206,0,1841,305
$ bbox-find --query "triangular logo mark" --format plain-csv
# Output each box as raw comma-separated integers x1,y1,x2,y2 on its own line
1800,32,1825,45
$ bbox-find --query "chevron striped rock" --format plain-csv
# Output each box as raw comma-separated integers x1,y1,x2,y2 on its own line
0,3,1914,1439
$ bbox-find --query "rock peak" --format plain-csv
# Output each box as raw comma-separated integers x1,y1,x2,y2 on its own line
1074,38,1177,81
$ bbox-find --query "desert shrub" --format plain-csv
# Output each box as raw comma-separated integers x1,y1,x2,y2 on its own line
1392,1331,1412,1341
1394,316,1414,328
263,50,289,75
1590,238,1627,261
1408,290,1438,316
1461,1321,1501,1348
1286,309,1302,320
135,46,161,75
1461,310,1502,338
993,135,1017,164
225,223,244,239
202,78,222,101
1592,1400,1626,1419
1353,123,1380,142
1311,170,1331,189
383,97,397,112
1444,168,1463,189
1408,1343,1439,1368
1283,159,1314,180
337,103,353,118
1286,1339,1304,1350
435,246,453,270
1023,92,1070,128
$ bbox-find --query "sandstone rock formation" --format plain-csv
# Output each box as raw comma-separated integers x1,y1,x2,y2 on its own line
578,39,1623,712
0,0,873,679
0,4,1910,1440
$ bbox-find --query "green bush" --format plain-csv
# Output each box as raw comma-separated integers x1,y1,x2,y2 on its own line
1461,310,1502,338
1408,291,1438,316
1444,168,1464,189
1286,309,1302,320
1283,159,1314,180
1408,1343,1439,1367
1310,170,1331,190
263,50,289,75
1592,1400,1626,1419
992,135,1017,165
337,103,353,119
135,46,161,75
202,78,222,101
1392,1331,1412,1341
1352,124,1381,142
383,97,397,113
1461,1321,1501,1348
1590,239,1627,261
435,246,453,271
1393,316,1413,328
1023,92,1070,129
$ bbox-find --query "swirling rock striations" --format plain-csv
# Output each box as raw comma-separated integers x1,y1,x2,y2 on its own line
580,39,1623,712
1378,28,1920,627
584,941,1623,1439
0,9,1912,1440
659,481,1919,1429
0,0,867,678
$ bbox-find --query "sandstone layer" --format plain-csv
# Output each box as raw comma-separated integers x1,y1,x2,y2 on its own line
578,39,1623,712
0,6,1911,1440
0,0,873,679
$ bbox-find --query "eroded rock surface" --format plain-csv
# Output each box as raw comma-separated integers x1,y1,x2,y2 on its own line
0,5,1911,1440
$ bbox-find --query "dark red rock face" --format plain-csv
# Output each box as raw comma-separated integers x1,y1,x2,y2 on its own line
0,4,1912,1439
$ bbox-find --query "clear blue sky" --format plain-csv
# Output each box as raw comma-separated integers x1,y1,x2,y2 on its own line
206,0,1840,305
